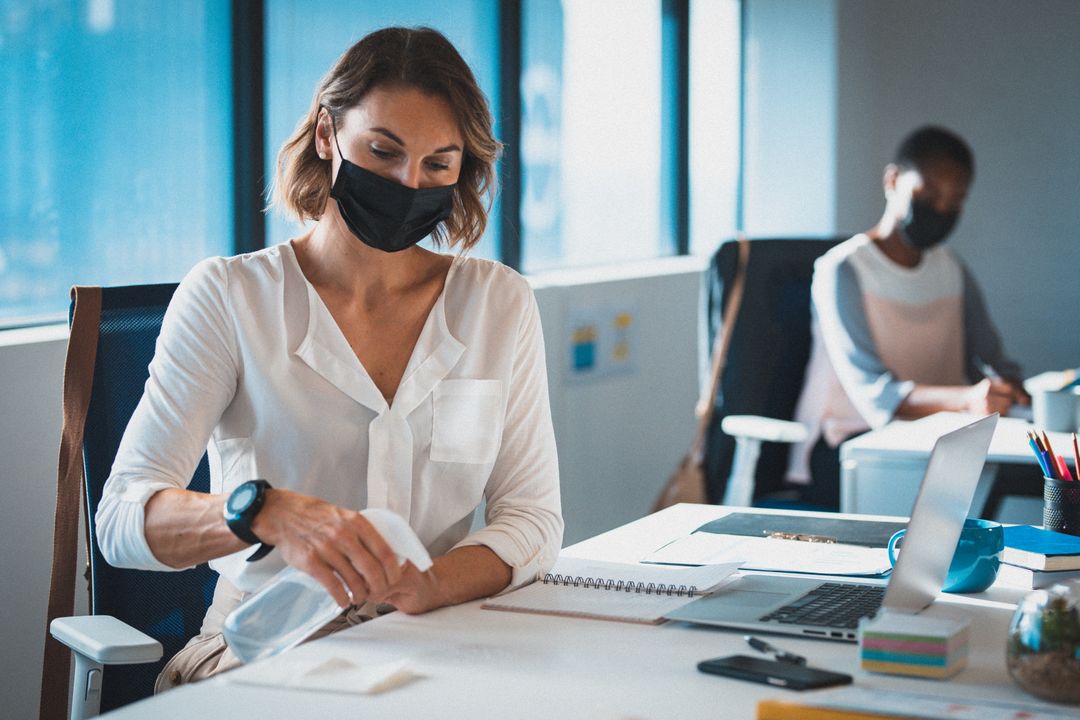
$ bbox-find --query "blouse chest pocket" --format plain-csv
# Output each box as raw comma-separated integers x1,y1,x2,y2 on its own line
207,436,258,495
430,379,504,465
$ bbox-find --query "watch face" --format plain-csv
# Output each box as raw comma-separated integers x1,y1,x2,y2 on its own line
228,483,257,514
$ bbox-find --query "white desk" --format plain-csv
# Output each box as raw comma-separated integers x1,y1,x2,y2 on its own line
102,504,1044,719
840,412,1071,517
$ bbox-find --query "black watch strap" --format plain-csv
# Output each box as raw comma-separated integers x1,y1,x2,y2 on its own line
245,542,275,562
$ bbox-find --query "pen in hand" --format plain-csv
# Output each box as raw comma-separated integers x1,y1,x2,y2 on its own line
979,362,1030,408
745,635,806,665
979,362,1000,382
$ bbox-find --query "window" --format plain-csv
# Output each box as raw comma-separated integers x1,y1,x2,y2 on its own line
263,0,501,260
689,0,741,255
1,1,744,327
0,1,234,326
520,0,670,273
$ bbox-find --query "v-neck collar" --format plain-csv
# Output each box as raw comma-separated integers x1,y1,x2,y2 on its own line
288,243,466,417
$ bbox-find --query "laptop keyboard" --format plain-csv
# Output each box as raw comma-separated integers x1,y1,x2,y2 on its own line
758,582,885,629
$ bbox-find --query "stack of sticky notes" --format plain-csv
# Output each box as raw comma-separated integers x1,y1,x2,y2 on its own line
857,610,969,678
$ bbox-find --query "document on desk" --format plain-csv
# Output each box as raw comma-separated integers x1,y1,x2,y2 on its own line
481,557,742,625
642,532,892,577
227,655,421,695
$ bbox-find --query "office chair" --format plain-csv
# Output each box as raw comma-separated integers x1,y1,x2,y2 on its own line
41,284,217,720
701,237,846,508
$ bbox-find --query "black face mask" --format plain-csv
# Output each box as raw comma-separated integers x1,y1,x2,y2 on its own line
899,198,959,250
327,115,456,253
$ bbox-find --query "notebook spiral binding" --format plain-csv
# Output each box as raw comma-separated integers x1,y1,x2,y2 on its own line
542,573,698,597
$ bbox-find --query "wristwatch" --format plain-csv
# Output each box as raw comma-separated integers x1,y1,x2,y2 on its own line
224,479,275,562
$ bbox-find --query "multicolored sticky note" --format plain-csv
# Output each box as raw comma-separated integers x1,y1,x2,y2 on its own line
859,610,970,679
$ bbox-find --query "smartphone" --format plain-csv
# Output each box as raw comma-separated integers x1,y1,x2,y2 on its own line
697,655,853,691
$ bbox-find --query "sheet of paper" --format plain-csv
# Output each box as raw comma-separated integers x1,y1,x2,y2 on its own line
643,532,892,577
228,655,420,695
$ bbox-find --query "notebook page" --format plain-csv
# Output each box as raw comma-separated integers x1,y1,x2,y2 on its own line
480,559,741,624
483,581,696,625
545,557,742,593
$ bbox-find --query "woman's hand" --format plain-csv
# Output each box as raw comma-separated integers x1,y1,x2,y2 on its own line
964,378,1018,416
376,560,443,614
376,545,513,615
146,487,510,613
897,378,1027,421
1000,376,1031,406
251,489,403,608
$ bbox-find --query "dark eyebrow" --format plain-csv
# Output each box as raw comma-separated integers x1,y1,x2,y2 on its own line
370,127,461,155
371,127,406,146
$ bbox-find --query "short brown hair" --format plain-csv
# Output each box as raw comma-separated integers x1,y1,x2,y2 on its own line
271,27,501,250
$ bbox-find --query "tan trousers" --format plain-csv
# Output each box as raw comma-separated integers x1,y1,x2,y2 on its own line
155,576,380,693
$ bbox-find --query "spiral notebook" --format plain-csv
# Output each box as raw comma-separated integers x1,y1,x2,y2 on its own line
481,557,742,625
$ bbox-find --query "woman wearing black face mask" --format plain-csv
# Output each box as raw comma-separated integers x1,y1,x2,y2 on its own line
786,125,1029,511
95,27,562,689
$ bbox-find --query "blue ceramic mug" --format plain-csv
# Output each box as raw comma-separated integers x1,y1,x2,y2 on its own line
887,517,1004,593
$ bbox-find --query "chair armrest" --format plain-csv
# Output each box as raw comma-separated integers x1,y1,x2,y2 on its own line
721,415,808,444
50,615,163,665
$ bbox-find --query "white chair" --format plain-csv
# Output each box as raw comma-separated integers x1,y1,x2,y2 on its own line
719,415,808,506
49,616,162,720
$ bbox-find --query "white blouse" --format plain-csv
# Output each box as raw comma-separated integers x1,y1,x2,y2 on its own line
96,242,563,593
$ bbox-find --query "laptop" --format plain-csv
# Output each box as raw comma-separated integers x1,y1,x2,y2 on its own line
664,413,998,642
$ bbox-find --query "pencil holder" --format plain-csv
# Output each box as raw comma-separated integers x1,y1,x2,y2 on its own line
1044,477,1080,537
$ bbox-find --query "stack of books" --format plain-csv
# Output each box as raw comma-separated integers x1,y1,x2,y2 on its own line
996,525,1080,590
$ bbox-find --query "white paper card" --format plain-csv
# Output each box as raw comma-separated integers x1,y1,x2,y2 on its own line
229,655,420,695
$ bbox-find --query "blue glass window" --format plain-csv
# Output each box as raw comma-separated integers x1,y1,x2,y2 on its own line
521,0,669,272
0,1,234,325
689,0,741,255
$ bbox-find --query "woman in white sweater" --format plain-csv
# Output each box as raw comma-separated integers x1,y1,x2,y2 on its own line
96,27,563,688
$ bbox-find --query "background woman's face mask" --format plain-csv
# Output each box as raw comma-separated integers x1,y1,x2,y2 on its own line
327,113,456,253
899,198,959,250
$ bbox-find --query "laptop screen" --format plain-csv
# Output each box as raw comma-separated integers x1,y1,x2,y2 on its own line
881,414,998,613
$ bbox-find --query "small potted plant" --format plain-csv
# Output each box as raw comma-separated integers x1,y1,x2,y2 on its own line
1007,580,1080,704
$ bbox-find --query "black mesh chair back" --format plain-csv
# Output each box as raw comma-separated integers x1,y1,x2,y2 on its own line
79,284,216,712
702,237,846,503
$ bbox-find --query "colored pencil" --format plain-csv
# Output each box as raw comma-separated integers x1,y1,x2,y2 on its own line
1028,435,1053,477
1073,433,1079,481
1042,450,1059,479
1042,431,1056,458
1058,455,1073,481
1037,432,1058,479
